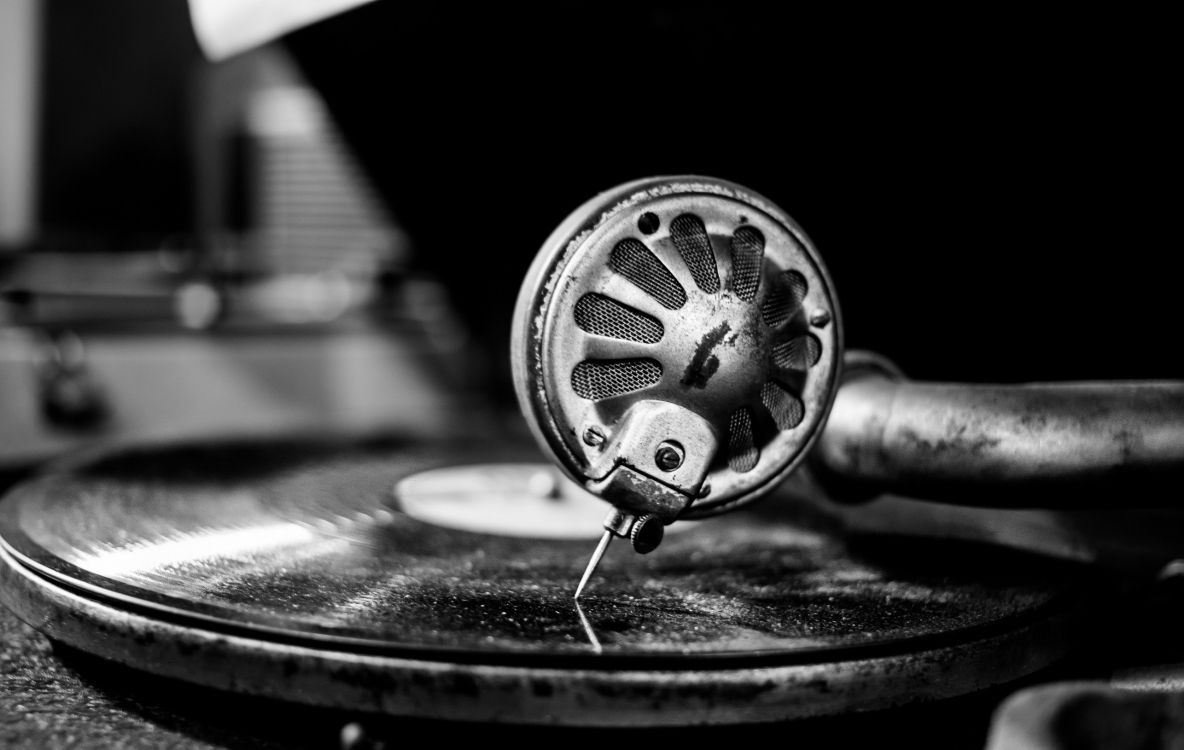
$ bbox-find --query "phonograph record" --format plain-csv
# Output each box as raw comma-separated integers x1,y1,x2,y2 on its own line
3,177,1183,748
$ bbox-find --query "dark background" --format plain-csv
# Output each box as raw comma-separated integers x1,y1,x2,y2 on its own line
38,2,1179,398
38,0,198,246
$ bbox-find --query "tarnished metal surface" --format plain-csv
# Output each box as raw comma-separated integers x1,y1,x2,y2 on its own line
583,400,717,521
511,177,842,520
814,358,1184,507
0,436,1091,724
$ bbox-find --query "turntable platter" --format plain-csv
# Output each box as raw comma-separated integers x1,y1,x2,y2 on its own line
0,436,1090,725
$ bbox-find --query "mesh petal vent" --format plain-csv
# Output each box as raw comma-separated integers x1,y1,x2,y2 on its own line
571,359,662,401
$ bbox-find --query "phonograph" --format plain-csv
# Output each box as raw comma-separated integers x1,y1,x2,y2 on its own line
3,176,1183,747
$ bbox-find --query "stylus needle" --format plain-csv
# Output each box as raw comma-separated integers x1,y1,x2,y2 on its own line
574,530,613,599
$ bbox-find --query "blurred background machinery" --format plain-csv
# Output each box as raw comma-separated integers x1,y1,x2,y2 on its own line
0,1,488,484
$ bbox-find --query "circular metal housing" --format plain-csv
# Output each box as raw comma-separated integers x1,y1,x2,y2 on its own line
512,177,843,518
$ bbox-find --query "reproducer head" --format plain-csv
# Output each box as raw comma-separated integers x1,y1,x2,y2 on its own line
511,176,842,592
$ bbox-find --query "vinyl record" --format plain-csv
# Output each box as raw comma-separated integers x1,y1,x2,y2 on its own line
0,434,1090,725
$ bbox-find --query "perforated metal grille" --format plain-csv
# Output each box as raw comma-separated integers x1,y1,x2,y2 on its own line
761,381,805,430
670,214,719,293
773,335,822,371
761,270,808,327
727,407,759,473
571,359,662,401
574,293,663,343
729,226,764,302
609,239,687,310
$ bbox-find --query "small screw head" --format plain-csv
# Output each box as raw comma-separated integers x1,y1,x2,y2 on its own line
582,426,606,448
810,309,831,328
654,441,684,472
630,514,664,554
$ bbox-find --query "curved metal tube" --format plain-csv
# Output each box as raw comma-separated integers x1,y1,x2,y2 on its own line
812,353,1184,508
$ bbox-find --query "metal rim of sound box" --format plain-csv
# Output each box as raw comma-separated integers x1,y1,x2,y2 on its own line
0,541,1079,726
511,176,844,519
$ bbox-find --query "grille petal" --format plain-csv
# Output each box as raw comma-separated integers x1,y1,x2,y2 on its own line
571,359,662,401
574,293,663,343
670,214,720,294
761,381,805,430
727,407,759,473
609,238,687,310
761,270,808,327
729,226,764,302
772,335,822,371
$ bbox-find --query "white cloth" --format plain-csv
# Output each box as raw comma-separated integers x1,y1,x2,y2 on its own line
188,0,377,60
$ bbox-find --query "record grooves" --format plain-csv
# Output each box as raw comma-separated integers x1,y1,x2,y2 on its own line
0,435,1093,725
